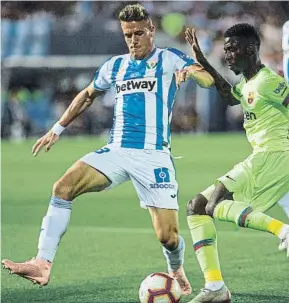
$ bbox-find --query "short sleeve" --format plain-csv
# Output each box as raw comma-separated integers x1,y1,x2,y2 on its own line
166,48,195,72
93,59,112,91
260,75,289,107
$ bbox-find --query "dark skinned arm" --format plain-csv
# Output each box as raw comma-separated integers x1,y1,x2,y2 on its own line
185,28,239,106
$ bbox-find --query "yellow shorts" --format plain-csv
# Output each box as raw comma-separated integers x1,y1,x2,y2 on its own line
201,151,289,212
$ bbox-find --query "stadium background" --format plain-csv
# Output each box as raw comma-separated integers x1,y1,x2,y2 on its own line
2,1,289,139
2,1,289,303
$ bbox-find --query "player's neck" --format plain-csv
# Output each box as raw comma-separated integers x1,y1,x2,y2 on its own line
243,61,263,81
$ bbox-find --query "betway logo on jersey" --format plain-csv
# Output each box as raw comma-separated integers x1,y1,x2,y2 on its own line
116,77,157,96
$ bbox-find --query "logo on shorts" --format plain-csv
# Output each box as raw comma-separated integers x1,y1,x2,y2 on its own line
154,168,170,183
150,168,175,189
226,175,236,182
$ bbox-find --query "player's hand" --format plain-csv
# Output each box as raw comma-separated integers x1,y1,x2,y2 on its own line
185,28,206,64
205,202,216,217
175,68,190,89
32,131,60,156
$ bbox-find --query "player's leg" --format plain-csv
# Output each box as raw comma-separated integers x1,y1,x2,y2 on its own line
186,186,231,303
148,206,192,295
278,192,289,219
127,149,191,295
207,151,289,257
2,147,129,286
2,160,111,286
210,184,289,237
186,151,289,302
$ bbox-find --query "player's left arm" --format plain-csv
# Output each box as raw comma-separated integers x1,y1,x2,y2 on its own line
168,47,215,88
176,63,216,88
261,75,289,108
181,28,240,106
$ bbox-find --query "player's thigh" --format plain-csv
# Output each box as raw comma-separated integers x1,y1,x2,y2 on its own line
54,160,111,199
148,207,179,243
55,146,130,200
80,145,130,190
217,153,257,202
194,157,253,206
251,151,289,212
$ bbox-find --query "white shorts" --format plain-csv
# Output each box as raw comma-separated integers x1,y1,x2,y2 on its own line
80,145,179,210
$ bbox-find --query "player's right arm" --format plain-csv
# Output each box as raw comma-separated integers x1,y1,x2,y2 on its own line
32,83,104,156
184,28,239,106
32,58,113,156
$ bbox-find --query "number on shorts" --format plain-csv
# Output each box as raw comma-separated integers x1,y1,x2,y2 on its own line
95,147,110,154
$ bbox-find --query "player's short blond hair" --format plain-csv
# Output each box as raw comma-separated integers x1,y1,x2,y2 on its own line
119,4,150,22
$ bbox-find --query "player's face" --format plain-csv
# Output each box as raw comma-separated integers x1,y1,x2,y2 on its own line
121,20,155,60
224,36,249,75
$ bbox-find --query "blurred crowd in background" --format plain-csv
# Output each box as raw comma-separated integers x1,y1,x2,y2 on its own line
1,1,289,140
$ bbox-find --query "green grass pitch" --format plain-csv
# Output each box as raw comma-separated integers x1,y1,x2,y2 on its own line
2,133,289,303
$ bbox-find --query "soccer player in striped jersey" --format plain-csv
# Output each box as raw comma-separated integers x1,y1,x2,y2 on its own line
2,4,214,293
279,20,289,219
178,24,289,302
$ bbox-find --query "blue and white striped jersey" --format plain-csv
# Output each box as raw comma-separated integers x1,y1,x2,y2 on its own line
93,47,194,150
283,21,289,82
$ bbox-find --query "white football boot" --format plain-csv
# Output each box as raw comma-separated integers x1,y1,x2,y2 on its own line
278,225,289,258
187,285,231,303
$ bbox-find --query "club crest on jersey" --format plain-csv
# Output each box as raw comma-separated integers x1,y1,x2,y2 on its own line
146,61,157,70
247,92,255,104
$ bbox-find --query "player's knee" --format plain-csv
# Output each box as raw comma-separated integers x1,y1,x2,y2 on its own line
157,229,178,251
187,194,207,216
52,178,74,201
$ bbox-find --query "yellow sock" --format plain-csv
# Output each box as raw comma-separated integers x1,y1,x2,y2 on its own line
214,200,286,238
205,269,223,282
187,215,223,285
267,219,285,237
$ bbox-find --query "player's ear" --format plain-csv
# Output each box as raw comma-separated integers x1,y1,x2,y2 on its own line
148,20,155,35
246,43,255,56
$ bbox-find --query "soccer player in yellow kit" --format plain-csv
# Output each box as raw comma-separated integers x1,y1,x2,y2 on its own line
178,24,289,302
